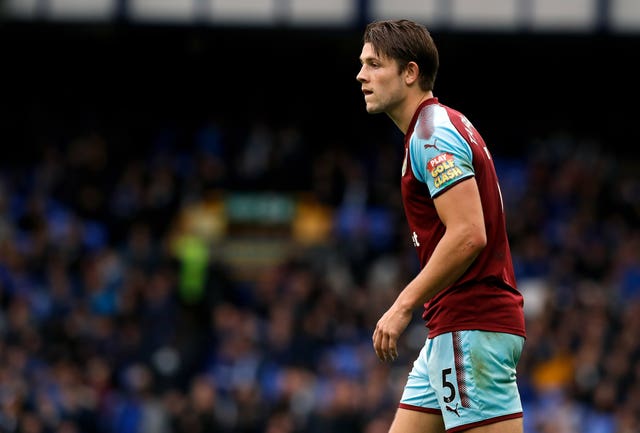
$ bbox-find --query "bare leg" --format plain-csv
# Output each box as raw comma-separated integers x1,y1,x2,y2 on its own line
466,418,523,433
388,409,523,433
388,408,445,433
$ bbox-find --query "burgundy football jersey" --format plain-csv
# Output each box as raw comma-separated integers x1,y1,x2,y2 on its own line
401,98,525,338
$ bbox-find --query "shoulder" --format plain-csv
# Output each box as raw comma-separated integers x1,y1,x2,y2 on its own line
409,105,472,161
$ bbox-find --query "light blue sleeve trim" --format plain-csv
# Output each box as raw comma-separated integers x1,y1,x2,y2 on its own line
409,126,475,197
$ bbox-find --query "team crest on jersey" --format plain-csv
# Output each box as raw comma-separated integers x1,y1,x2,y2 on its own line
428,153,464,188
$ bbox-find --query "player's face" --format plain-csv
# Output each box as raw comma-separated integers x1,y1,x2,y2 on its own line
357,42,406,115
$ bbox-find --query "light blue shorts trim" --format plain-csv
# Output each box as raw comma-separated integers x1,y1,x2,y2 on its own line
399,330,525,432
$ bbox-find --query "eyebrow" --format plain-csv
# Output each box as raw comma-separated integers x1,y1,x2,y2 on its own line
359,55,379,64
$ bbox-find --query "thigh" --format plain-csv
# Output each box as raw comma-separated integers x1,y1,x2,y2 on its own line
427,331,525,432
465,417,523,433
389,407,445,433
389,405,523,433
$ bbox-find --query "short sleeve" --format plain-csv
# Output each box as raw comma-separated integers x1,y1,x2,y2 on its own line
409,126,475,198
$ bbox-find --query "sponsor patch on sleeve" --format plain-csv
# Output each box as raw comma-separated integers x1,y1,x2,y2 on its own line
427,153,465,189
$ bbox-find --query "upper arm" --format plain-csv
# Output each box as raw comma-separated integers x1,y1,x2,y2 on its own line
410,116,487,248
433,176,486,246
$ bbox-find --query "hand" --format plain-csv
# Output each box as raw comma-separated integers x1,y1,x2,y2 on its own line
372,304,413,362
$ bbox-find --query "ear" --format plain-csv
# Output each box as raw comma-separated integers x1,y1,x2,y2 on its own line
404,61,420,86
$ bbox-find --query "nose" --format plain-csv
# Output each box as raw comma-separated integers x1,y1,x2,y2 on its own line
356,65,366,83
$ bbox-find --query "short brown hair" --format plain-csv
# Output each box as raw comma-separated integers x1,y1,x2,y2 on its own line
363,19,439,91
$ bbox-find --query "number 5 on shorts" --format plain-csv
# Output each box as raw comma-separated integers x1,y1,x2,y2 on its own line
442,367,456,403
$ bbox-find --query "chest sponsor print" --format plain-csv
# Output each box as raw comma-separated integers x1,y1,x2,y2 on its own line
428,153,464,188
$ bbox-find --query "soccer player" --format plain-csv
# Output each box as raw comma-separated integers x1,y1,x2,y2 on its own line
356,19,527,433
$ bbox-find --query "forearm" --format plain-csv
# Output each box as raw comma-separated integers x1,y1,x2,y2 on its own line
394,230,483,311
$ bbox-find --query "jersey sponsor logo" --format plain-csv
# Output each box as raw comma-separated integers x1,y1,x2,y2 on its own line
428,153,464,188
445,402,461,417
423,138,440,151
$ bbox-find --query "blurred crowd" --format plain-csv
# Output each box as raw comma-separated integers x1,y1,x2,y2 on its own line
0,116,639,433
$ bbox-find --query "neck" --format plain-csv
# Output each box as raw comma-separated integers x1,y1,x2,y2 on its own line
392,90,434,134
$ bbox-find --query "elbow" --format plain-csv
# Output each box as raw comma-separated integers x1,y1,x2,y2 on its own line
466,227,487,257
475,234,488,255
